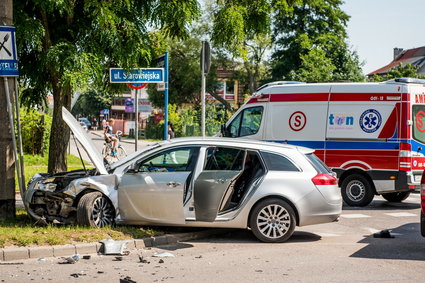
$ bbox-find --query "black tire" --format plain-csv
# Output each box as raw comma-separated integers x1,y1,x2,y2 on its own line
381,191,410,202
341,174,374,207
421,211,425,237
249,198,296,243
77,192,115,228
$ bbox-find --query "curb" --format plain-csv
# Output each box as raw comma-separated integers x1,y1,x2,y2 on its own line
0,229,232,262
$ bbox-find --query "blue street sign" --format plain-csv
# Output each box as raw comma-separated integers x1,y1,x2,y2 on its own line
0,26,19,77
109,68,164,83
103,109,109,115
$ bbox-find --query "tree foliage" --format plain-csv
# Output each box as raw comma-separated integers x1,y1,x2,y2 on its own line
271,0,363,82
369,64,425,82
14,0,200,173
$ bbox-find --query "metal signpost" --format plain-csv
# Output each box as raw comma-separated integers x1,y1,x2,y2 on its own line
200,41,210,137
109,67,165,150
0,25,25,198
156,53,169,140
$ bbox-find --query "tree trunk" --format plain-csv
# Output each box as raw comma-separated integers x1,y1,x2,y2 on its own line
47,85,71,174
0,0,16,219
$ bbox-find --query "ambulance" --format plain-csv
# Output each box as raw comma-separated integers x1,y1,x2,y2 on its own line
221,78,425,206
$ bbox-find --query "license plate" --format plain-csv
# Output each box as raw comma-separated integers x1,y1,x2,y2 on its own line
414,174,422,183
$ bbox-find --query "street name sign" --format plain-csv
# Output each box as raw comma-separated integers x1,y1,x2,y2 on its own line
109,68,164,83
0,26,18,77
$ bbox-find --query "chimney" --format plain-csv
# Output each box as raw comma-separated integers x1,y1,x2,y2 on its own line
394,48,403,60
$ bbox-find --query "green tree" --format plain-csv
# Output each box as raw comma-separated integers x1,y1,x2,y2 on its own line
72,90,112,118
369,64,425,82
271,0,364,82
14,0,200,173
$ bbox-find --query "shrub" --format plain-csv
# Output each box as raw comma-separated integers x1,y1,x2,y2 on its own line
20,109,52,155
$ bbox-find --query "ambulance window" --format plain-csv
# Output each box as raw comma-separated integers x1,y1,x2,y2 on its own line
412,105,425,143
228,106,263,137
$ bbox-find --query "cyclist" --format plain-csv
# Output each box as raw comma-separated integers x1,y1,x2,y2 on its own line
103,118,118,156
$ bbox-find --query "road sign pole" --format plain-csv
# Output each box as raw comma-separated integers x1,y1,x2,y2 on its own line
135,88,139,152
164,51,169,140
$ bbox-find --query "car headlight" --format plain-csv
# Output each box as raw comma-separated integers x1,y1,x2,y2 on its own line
36,178,57,192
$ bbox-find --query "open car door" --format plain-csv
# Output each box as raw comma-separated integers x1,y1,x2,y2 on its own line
118,147,199,224
194,147,245,222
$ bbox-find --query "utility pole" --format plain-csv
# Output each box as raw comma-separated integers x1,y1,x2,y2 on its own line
0,0,16,219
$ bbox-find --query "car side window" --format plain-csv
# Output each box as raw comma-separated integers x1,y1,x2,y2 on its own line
227,106,263,137
261,151,300,171
136,147,199,173
204,147,245,171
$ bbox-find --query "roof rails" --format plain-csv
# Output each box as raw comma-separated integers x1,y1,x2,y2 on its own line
255,81,305,92
386,77,425,84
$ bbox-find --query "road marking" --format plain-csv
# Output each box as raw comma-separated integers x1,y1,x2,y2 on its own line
315,233,340,237
384,212,417,217
341,214,371,218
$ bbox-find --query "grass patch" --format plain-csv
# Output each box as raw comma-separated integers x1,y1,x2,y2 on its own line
0,209,163,248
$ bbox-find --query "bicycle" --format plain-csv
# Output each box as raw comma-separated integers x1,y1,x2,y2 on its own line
102,130,127,163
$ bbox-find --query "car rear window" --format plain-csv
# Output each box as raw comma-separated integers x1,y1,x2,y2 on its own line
306,153,331,173
261,152,300,171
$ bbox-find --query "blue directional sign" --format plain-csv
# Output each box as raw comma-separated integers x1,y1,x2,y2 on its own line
109,68,164,83
0,26,19,77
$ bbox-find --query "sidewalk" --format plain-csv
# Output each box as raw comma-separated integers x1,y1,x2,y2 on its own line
0,229,233,262
90,130,155,148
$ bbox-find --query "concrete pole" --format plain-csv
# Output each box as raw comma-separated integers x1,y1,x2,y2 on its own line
0,0,16,219
201,42,206,137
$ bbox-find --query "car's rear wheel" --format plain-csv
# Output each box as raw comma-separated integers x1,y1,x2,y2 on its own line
249,198,296,243
77,192,115,228
381,191,410,202
421,211,425,237
341,174,374,207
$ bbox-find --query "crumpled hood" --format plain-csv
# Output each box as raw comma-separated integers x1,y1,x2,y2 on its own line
62,107,108,174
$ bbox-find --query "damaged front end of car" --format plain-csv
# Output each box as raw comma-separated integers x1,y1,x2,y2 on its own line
24,170,120,225
25,169,97,224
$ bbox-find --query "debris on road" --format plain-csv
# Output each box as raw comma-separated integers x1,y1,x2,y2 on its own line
59,254,80,264
158,259,164,264
138,254,150,264
100,239,130,255
152,252,175,258
82,255,91,260
120,276,137,283
70,272,86,278
373,229,394,238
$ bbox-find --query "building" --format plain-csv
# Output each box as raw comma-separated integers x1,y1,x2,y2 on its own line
368,46,425,77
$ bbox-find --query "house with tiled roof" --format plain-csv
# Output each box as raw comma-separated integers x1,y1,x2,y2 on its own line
367,46,425,77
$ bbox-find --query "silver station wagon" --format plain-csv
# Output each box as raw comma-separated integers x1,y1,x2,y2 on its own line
24,108,342,243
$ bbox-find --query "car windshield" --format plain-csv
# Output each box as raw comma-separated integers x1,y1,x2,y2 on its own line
412,105,425,144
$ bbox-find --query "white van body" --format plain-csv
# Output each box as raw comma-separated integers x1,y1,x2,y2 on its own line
222,78,425,206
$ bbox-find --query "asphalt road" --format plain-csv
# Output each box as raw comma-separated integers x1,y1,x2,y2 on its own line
3,194,424,282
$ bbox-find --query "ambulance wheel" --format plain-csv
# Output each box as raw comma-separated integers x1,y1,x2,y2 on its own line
381,191,410,202
341,174,374,207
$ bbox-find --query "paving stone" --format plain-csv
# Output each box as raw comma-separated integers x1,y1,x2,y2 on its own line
3,247,29,261
152,236,168,246
75,243,98,255
134,239,146,249
125,240,136,250
53,245,76,257
29,246,54,259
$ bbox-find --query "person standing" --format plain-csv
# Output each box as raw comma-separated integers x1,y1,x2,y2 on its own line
92,118,98,131
168,122,175,139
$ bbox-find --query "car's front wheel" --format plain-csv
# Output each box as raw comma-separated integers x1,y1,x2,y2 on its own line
381,191,410,202
77,192,115,228
249,198,296,243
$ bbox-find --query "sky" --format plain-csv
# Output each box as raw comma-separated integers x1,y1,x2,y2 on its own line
341,0,425,75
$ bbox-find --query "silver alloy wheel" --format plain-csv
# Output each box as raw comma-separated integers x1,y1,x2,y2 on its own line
346,180,366,202
92,196,115,227
256,204,291,239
